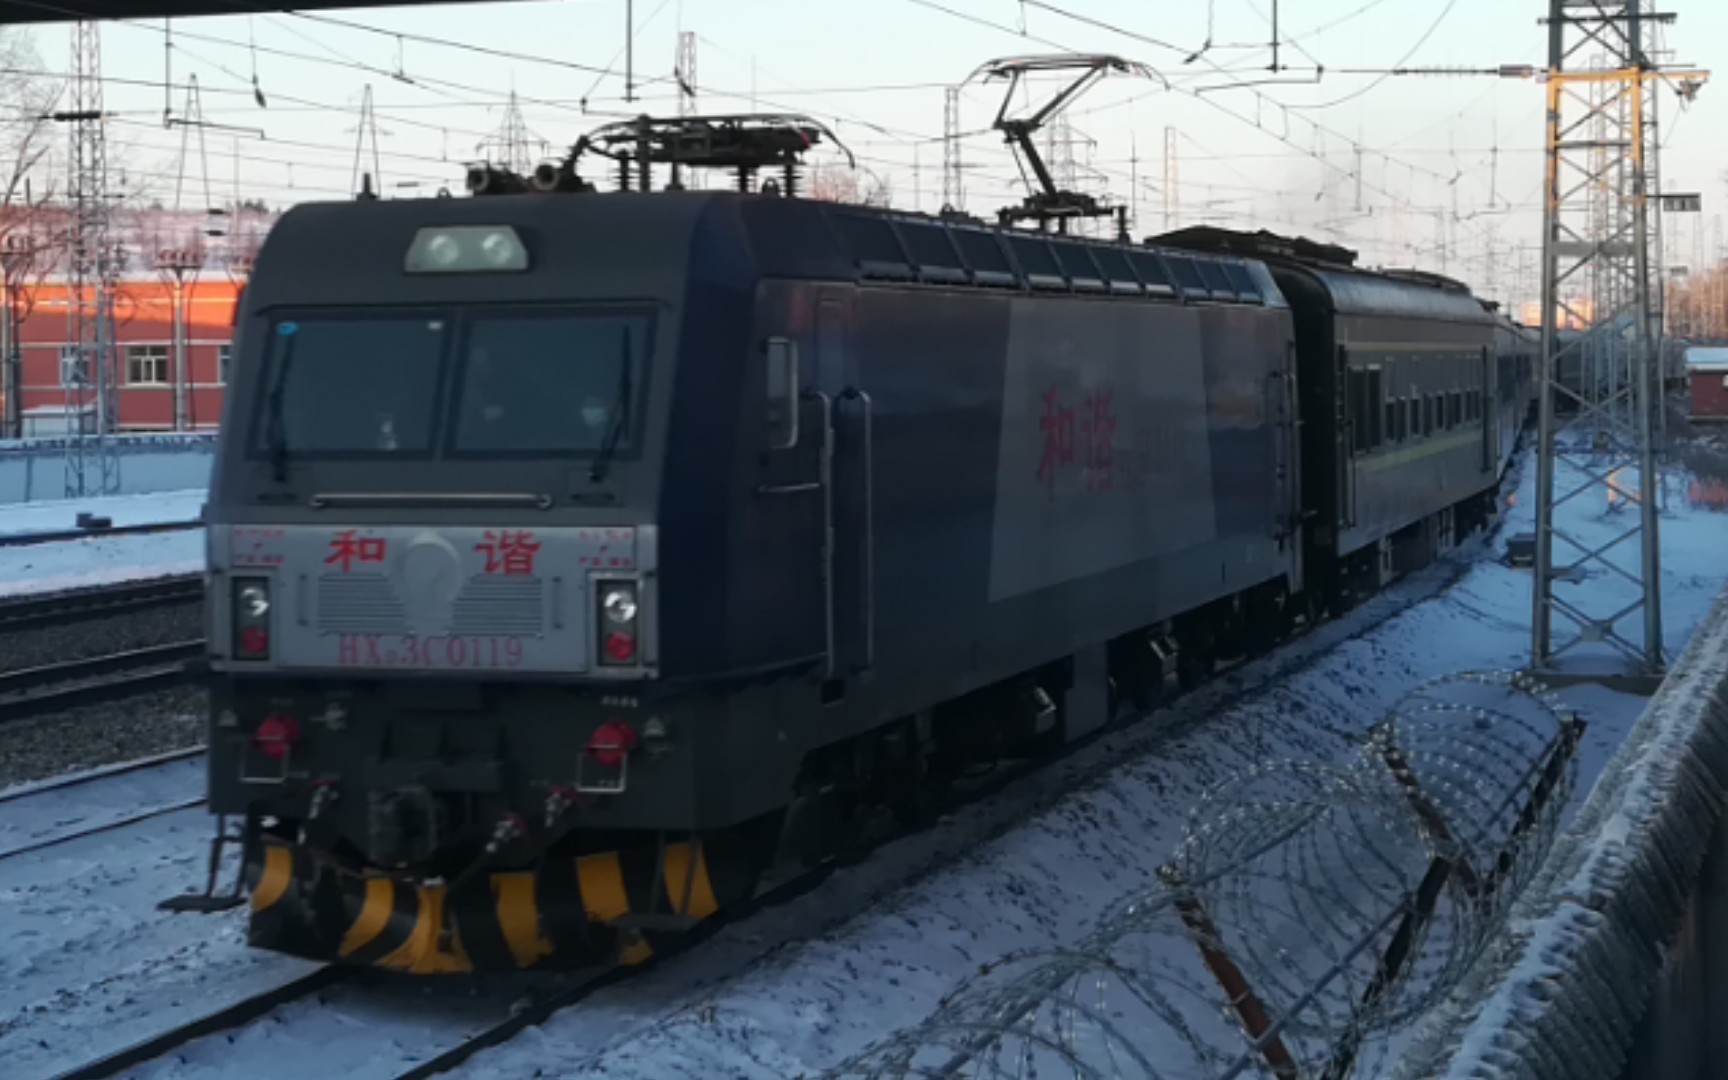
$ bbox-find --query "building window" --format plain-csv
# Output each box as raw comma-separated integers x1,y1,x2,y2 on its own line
127,344,170,385
217,344,232,384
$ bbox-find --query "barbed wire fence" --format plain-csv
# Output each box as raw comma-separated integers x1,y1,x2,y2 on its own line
823,671,1585,1080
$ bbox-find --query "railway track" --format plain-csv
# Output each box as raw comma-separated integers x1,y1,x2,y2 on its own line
0,640,206,722
0,747,207,861
0,574,203,633
45,968,350,1080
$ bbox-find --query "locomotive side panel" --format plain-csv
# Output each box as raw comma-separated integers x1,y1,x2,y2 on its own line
985,298,1216,602
846,285,1298,728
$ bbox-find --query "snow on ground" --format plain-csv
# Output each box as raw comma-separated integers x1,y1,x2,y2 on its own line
0,806,317,1080
0,488,206,598
436,447,1728,1080
0,489,207,538
0,753,205,857
5,444,1726,1080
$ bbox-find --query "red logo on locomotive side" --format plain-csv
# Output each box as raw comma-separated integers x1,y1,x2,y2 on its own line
325,530,387,573
476,530,541,576
1037,385,1120,498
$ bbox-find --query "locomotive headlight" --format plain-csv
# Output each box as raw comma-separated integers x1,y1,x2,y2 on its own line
404,225,529,274
479,230,520,268
424,233,462,269
601,586,638,624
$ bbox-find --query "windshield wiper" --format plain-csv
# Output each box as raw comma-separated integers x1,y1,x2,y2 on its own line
588,325,633,485
264,323,300,484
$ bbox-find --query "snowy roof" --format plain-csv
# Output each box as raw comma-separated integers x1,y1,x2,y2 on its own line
1686,347,1728,373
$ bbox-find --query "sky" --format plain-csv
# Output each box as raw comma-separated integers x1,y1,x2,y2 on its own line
9,0,1727,315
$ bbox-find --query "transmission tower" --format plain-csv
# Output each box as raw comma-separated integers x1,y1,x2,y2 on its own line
61,20,120,497
350,84,386,197
478,89,541,176
1529,0,1708,687
676,32,698,118
941,86,962,213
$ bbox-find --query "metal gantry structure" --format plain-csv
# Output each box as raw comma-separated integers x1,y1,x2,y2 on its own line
941,85,962,214
1529,0,1707,686
61,19,120,497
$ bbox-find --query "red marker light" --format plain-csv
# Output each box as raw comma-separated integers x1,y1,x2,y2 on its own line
238,626,269,658
254,713,302,761
586,721,639,769
604,631,637,664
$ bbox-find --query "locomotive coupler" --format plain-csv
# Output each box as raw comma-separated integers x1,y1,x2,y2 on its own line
157,810,254,914
296,779,343,850
543,785,579,829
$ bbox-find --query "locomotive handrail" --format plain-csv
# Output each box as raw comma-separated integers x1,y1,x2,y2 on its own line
842,387,877,673
306,492,555,510
806,389,837,681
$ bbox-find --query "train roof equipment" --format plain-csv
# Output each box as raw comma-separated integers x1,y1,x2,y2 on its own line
465,112,852,200
966,54,1159,239
1154,224,1497,325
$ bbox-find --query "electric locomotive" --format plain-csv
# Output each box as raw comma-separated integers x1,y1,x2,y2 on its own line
170,114,1532,974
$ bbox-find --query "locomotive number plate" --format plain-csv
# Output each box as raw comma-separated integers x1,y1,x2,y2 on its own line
335,633,528,670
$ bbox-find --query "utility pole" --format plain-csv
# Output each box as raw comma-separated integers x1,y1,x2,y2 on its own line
1529,0,1709,688
155,248,202,432
59,20,120,497
676,30,697,118
1163,126,1177,232
0,232,39,440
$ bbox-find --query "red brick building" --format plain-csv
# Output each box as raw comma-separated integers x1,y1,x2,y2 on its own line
7,278,244,434
1687,346,1728,422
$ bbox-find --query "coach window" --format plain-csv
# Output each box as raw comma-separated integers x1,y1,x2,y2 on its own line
1384,394,1398,446
1367,367,1384,449
1350,369,1371,454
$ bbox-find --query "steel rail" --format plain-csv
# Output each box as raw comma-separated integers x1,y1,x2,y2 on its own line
0,640,205,722
0,747,209,860
0,745,205,806
44,968,352,1080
